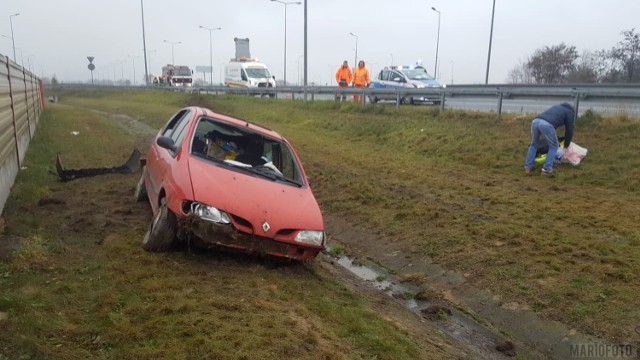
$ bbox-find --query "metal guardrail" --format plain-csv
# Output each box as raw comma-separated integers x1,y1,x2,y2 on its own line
54,82,640,117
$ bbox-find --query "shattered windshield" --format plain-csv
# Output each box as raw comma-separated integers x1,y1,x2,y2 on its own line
191,117,303,185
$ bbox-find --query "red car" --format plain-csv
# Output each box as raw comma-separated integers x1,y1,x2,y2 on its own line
134,106,325,261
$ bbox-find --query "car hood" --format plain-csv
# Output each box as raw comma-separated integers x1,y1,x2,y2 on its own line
410,79,441,88
188,157,323,235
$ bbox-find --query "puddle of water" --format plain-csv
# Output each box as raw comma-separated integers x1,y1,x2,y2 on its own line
335,256,520,360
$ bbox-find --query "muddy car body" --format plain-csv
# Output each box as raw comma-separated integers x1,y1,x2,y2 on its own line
136,106,325,261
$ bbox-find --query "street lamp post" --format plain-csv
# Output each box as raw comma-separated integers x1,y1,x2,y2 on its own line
163,40,181,65
147,49,156,79
349,32,358,72
297,55,304,86
128,55,140,85
140,0,149,86
199,25,221,85
14,47,24,67
485,0,496,84
431,7,441,79
9,13,19,62
270,0,301,86
450,60,454,85
27,54,35,72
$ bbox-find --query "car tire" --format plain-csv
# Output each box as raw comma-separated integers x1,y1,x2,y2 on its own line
142,200,177,252
134,170,148,202
369,96,379,103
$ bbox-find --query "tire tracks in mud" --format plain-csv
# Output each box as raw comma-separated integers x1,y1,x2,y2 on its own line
324,213,638,359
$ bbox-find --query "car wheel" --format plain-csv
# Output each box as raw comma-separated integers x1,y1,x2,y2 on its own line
408,97,415,105
368,96,378,103
142,200,177,252
133,170,148,202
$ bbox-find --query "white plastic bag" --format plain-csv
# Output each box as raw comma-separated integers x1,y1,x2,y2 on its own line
562,142,587,166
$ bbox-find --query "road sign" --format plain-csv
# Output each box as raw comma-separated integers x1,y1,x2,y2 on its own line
87,56,94,63
196,66,212,73
88,64,95,71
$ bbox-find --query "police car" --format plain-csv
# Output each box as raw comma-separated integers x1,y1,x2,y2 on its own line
369,63,442,105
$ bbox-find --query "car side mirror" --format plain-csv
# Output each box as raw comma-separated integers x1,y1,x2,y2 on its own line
272,75,276,80
157,136,178,152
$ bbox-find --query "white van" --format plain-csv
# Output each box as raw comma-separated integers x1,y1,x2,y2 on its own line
224,60,276,90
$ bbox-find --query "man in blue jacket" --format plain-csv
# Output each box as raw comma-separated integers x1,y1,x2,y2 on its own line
524,103,575,175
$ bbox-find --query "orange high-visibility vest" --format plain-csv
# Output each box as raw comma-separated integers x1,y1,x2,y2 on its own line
335,66,353,86
353,67,370,87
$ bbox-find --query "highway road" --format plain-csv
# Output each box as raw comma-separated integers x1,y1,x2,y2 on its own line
280,92,640,117
444,97,640,117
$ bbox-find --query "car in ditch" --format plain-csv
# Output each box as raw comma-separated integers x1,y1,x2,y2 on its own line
369,64,442,105
134,106,325,261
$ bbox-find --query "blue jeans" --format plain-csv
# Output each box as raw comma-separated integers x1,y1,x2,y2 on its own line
525,118,559,171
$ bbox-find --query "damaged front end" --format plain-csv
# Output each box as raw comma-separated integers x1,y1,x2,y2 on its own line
180,202,323,261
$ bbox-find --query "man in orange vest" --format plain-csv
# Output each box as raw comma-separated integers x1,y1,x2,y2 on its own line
335,60,352,102
351,60,370,103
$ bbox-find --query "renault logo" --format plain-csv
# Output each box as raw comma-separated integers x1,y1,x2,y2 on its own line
262,221,270,233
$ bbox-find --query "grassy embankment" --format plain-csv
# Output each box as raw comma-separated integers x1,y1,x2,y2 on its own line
49,90,640,342
0,90,458,360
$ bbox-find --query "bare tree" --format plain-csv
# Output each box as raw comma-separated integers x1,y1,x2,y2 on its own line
610,28,640,82
506,58,534,84
567,50,599,83
527,43,578,84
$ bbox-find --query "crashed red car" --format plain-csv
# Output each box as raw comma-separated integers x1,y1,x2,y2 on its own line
134,106,325,261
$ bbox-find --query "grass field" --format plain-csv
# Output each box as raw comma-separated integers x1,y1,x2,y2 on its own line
0,93,459,360
2,88,639,357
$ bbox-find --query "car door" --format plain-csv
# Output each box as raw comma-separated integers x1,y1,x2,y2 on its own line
146,109,192,210
379,69,391,88
389,71,406,89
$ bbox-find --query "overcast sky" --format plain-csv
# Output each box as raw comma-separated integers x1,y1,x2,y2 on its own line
2,0,639,85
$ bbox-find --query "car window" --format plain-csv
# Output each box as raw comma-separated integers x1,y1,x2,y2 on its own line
380,70,390,81
162,109,190,137
278,143,302,182
170,115,191,147
391,71,404,82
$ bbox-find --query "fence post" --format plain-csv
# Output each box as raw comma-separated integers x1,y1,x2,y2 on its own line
21,67,33,139
439,90,446,112
6,59,21,168
396,92,400,110
497,91,504,119
573,94,580,122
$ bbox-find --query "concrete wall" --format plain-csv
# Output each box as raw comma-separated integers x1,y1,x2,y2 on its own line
0,53,43,217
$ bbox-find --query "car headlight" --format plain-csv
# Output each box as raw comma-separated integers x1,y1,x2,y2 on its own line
191,202,231,224
295,230,325,246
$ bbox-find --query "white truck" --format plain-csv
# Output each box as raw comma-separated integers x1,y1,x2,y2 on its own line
224,38,276,93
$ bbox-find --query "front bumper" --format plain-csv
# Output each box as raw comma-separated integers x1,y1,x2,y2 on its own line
181,215,322,261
